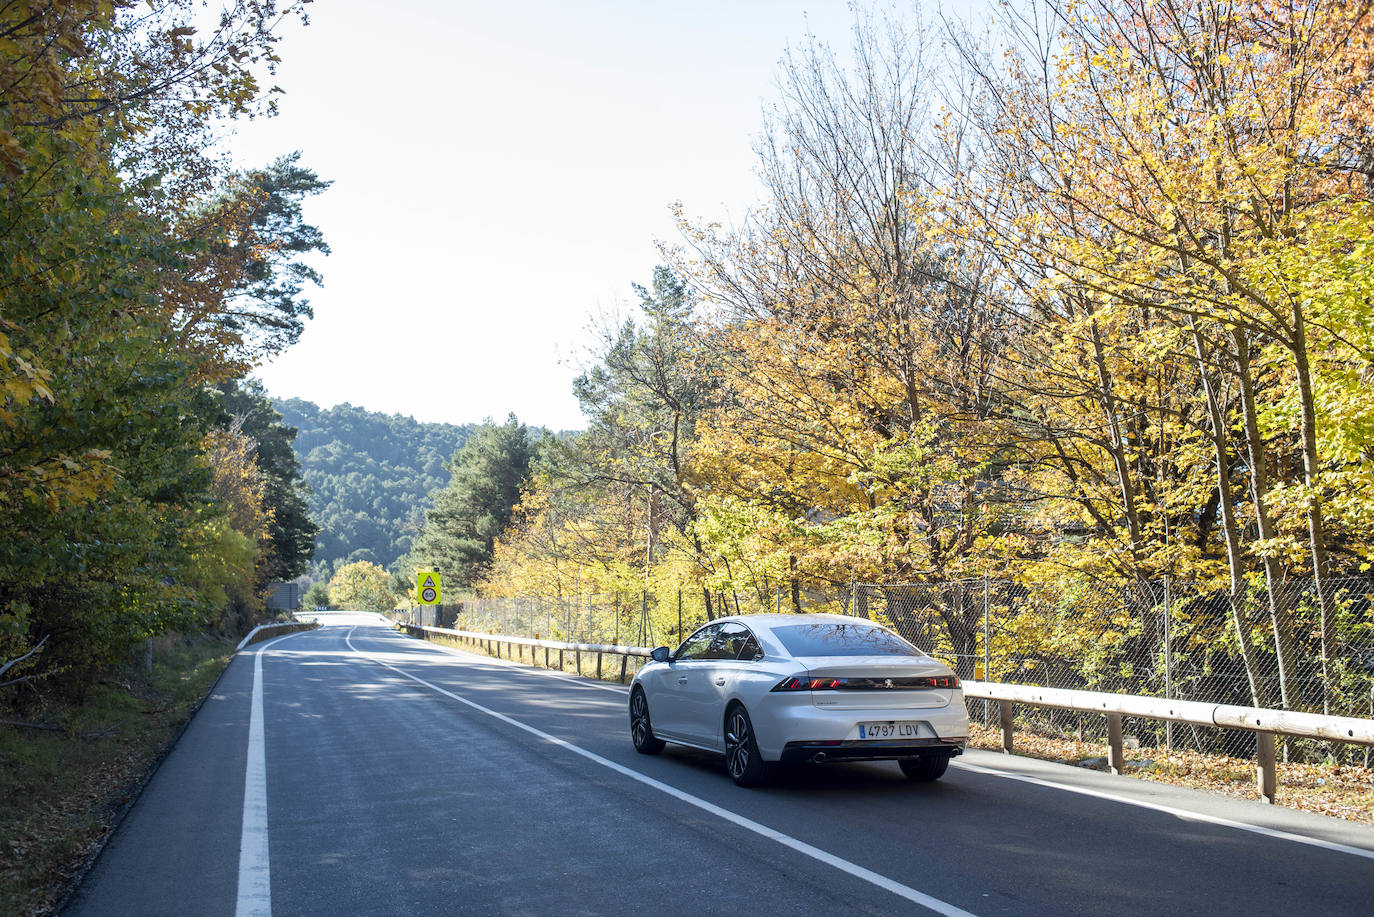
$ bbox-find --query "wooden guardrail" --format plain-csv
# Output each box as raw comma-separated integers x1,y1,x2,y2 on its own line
400,623,1374,804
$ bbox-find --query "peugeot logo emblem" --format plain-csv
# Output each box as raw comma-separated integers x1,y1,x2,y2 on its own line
884,678,894,689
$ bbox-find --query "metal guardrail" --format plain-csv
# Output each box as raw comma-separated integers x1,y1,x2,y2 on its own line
400,623,1374,804
400,624,651,683
236,620,317,652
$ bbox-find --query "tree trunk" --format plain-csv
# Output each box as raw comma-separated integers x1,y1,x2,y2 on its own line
1287,304,1336,714
1191,323,1265,706
1087,315,1146,574
1232,330,1302,709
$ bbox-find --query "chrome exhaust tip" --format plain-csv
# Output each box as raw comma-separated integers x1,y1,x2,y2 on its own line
811,752,827,764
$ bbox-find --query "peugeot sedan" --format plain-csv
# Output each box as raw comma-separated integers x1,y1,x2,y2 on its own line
628,613,969,787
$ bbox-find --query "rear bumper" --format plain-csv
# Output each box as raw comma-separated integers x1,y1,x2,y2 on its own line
752,694,971,761
779,739,966,765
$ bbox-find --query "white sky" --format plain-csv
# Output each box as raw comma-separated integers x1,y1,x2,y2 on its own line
231,1,972,431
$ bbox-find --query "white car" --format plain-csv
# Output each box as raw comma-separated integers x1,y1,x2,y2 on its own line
629,613,969,786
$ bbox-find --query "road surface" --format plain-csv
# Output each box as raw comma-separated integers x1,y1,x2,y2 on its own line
64,615,1374,916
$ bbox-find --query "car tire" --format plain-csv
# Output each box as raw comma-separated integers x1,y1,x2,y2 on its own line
899,753,950,782
724,704,773,787
629,687,666,755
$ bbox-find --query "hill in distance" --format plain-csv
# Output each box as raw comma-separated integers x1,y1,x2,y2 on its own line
272,398,474,581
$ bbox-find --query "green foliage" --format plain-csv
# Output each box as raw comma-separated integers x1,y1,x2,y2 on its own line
211,380,318,581
0,632,237,915
273,398,473,578
302,581,330,609
0,1,325,695
405,416,533,588
328,560,394,612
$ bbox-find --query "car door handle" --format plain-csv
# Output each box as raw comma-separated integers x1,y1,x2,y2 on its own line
677,677,688,685
715,677,725,686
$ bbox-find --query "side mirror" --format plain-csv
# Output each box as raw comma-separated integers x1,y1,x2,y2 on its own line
651,646,672,663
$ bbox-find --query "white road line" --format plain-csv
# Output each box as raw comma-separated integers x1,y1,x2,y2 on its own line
236,630,309,917
953,760,1374,861
235,648,271,917
345,629,979,917
376,623,1374,864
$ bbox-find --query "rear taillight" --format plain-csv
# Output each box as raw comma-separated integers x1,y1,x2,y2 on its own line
771,674,961,691
772,675,845,691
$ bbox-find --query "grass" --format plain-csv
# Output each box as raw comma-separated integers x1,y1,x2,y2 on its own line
0,633,237,917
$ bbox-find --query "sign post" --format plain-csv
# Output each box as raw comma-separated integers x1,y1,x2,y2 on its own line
416,571,442,606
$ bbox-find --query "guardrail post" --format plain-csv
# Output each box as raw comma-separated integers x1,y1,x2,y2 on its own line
1256,731,1277,804
544,646,550,668
576,649,582,675
596,652,603,680
619,655,628,684
1106,713,1124,775
999,700,1015,753
559,649,565,671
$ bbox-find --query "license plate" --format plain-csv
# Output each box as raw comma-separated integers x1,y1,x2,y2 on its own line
858,721,924,739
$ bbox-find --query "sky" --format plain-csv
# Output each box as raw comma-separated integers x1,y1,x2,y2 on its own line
230,1,951,432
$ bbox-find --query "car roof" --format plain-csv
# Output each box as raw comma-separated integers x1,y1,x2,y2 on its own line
708,612,882,632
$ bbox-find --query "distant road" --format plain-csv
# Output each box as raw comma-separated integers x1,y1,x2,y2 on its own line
64,616,1374,916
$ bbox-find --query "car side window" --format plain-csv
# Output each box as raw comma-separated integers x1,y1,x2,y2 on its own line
705,623,755,661
736,631,762,660
674,624,721,661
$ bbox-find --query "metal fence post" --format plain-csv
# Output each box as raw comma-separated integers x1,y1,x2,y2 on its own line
983,577,991,728
1164,576,1173,750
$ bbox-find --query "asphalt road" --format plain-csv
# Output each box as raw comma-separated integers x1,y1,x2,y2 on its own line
63,615,1374,916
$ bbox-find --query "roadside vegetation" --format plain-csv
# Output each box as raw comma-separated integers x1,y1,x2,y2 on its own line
1,4,323,911
0,3,322,701
965,724,1374,825
0,633,237,916
390,2,1374,738
272,398,474,583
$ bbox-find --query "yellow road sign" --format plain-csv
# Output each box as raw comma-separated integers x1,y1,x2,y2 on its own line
416,571,442,605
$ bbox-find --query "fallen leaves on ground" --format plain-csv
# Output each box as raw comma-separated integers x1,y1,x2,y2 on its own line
968,724,1374,825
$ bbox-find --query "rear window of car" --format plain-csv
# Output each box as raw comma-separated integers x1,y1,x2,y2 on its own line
771,622,924,657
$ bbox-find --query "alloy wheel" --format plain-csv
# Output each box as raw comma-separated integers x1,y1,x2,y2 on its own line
725,710,751,779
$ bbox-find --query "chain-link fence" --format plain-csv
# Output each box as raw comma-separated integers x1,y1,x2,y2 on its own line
401,576,1374,758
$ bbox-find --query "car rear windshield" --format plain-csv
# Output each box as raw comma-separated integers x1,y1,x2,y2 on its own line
771,622,924,657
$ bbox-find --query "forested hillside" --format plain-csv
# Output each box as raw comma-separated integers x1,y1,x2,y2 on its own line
273,399,473,579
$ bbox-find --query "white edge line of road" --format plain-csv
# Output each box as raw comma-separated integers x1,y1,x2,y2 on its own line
382,623,1374,863
345,626,980,917
952,759,1374,861
236,629,311,917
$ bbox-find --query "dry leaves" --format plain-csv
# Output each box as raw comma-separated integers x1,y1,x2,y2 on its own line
968,724,1374,825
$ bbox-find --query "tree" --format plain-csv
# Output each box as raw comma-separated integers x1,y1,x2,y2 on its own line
328,561,394,612
941,0,1374,708
167,154,332,379
0,1,322,692
302,581,330,609
671,12,1019,662
212,379,318,581
274,398,471,579
405,416,532,588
